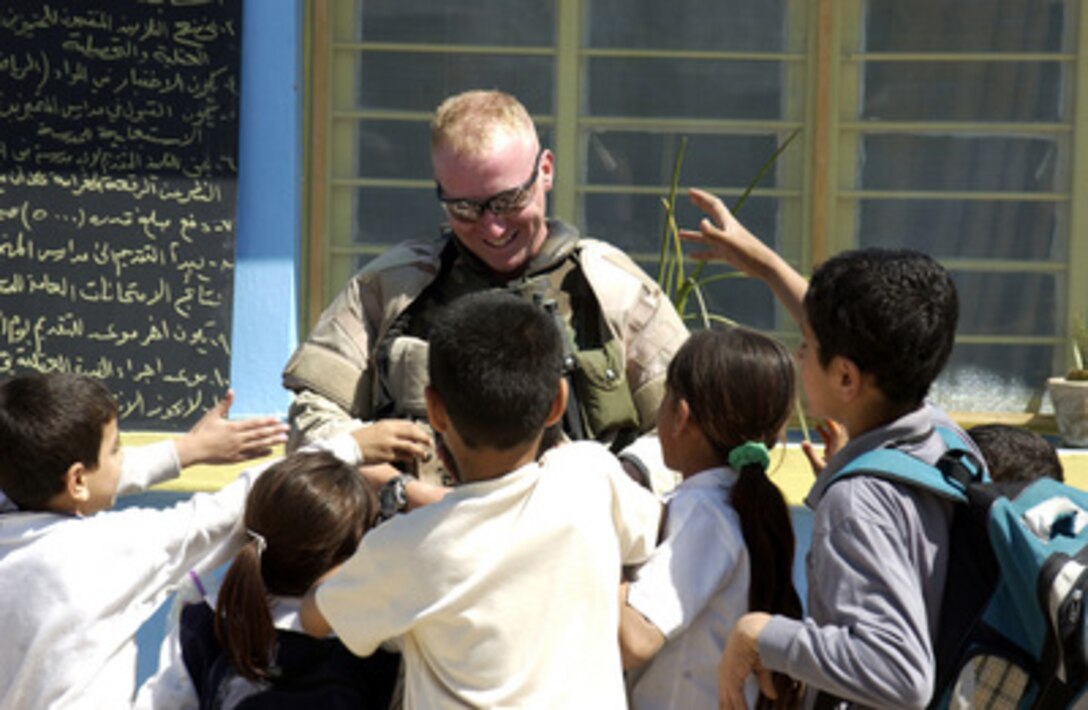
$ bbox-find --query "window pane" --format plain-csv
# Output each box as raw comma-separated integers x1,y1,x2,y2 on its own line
356,1,555,45
355,53,554,113
353,120,432,179
861,62,1066,122
857,200,1064,261
585,131,789,189
587,58,785,120
693,275,780,333
953,272,1058,337
348,187,443,247
621,260,780,334
856,135,1060,192
861,0,1069,53
586,0,791,52
934,343,1054,413
581,194,782,257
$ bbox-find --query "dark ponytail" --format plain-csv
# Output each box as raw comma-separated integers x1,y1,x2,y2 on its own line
215,537,276,680
730,460,803,709
214,451,377,681
666,327,803,708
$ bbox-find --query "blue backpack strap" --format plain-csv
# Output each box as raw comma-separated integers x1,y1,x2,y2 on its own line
829,426,985,503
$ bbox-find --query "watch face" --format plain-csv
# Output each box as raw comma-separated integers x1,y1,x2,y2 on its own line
379,477,408,518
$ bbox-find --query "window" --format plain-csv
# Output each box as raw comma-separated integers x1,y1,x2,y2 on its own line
306,0,1088,419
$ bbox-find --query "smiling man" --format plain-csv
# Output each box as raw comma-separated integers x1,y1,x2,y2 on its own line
282,90,688,501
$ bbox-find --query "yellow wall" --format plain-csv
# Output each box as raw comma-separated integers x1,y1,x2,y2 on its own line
123,434,1088,506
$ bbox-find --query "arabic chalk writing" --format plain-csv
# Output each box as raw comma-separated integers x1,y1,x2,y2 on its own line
0,0,242,430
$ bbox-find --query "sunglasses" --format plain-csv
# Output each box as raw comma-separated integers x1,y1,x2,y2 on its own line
435,148,545,223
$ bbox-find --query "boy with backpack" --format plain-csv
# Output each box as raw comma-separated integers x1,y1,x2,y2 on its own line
683,187,1088,708
728,247,977,708
300,291,663,709
681,189,981,707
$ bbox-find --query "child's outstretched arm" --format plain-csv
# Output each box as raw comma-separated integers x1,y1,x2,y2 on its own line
173,390,289,467
618,582,666,670
679,188,809,326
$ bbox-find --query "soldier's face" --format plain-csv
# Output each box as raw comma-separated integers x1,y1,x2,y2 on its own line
433,134,553,278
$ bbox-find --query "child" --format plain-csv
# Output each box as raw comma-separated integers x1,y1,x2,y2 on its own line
968,423,1064,483
724,247,981,707
678,189,985,709
136,450,399,709
300,290,663,709
0,372,307,708
619,326,803,709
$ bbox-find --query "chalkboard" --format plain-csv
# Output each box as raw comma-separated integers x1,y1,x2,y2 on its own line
0,0,242,430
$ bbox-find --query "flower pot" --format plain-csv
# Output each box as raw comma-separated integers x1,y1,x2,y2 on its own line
1047,377,1088,447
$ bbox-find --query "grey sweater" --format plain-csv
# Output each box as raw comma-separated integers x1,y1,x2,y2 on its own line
759,404,981,709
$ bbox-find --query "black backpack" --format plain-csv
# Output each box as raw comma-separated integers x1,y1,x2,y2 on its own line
180,602,400,710
827,429,1088,708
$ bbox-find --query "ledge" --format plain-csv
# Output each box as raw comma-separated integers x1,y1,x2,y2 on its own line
121,433,1088,507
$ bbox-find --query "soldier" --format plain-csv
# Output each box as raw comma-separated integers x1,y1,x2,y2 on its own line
282,90,689,511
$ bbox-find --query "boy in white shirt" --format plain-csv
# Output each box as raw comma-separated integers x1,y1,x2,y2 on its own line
301,291,663,709
0,374,290,709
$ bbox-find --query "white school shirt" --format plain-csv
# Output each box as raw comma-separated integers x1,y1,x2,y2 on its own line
317,440,663,710
625,466,758,709
0,435,359,710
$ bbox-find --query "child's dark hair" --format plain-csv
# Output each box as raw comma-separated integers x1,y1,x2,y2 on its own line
665,327,802,709
214,451,376,681
428,290,562,450
804,248,958,409
0,373,117,510
968,424,1064,483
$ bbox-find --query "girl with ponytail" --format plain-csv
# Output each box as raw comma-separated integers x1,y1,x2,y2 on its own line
139,450,398,709
620,326,803,709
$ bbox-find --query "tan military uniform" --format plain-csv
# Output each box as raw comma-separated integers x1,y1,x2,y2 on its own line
282,221,689,482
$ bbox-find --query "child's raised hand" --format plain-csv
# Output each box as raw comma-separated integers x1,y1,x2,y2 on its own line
680,188,809,324
174,390,289,467
800,418,847,477
679,188,774,276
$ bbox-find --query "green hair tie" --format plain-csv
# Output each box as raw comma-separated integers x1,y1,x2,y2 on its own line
728,441,770,471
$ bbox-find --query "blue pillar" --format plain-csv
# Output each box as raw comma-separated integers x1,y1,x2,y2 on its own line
229,0,301,419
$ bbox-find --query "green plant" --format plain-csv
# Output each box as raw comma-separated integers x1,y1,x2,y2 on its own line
655,130,811,443
1067,315,1088,380
656,129,801,328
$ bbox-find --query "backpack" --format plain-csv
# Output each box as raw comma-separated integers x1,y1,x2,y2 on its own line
829,429,1088,709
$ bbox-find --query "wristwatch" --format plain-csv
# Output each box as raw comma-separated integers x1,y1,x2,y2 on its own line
379,474,411,520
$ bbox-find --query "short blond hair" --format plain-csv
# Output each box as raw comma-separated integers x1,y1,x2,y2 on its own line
430,90,537,158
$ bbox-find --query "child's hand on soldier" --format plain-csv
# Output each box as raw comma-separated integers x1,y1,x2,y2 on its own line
175,390,289,466
351,419,434,465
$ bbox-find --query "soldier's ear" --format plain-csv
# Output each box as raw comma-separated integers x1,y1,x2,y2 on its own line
539,148,555,192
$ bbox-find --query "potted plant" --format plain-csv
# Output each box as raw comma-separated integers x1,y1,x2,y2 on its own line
1047,316,1088,447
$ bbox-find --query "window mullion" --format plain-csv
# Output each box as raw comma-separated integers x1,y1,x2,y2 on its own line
552,0,581,224
1066,2,1088,374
